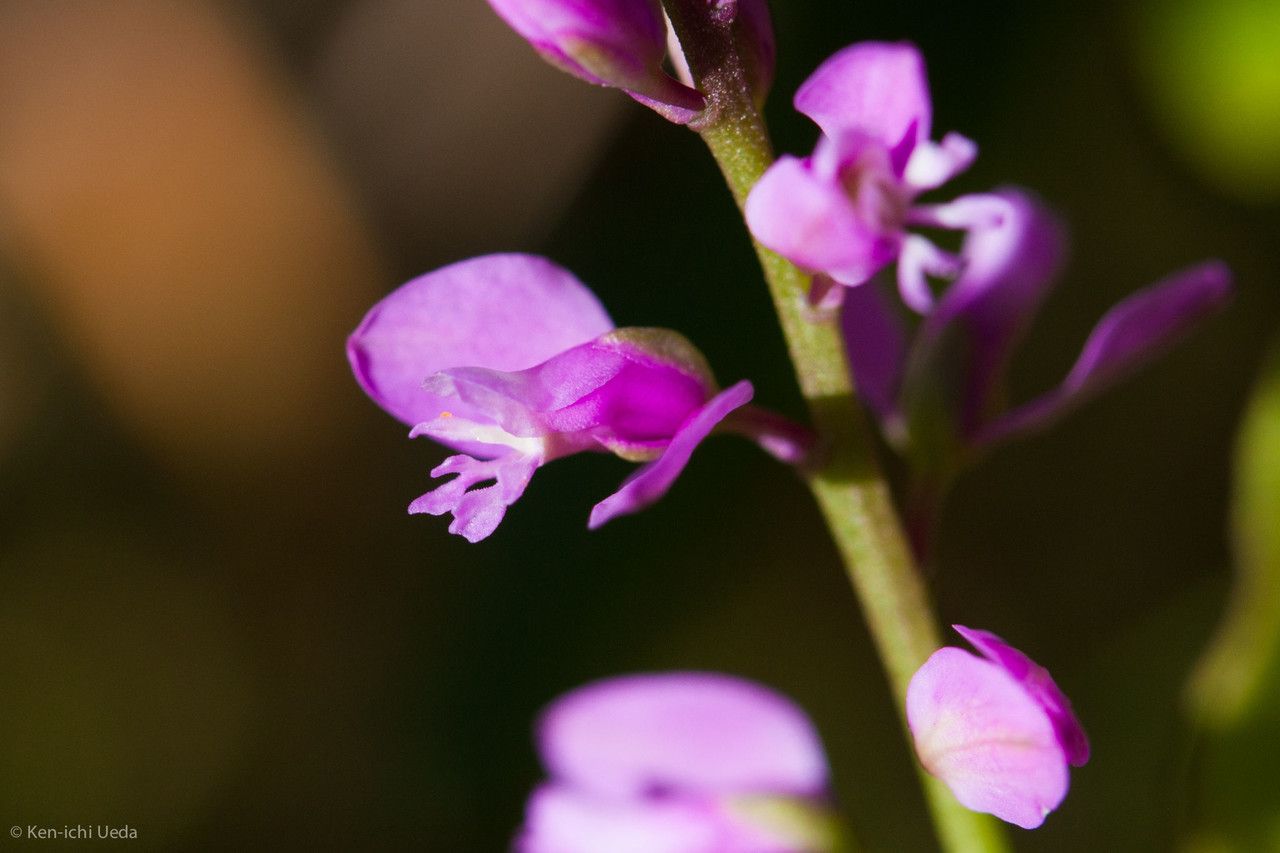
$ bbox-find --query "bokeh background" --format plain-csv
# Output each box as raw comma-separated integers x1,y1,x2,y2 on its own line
1,0,1278,849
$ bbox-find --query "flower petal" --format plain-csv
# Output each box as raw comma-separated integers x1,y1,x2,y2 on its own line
347,254,613,428
425,334,712,455
407,451,540,543
745,150,898,287
588,380,753,527
979,260,1232,445
907,648,1069,830
841,278,910,426
953,626,1089,766
422,342,631,439
909,190,1066,436
485,0,704,122
537,671,828,799
904,132,978,191
517,785,722,853
793,42,932,156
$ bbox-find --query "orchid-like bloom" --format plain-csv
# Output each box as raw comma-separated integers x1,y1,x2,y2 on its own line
745,42,979,304
517,672,846,853
485,0,775,124
907,626,1089,829
348,254,802,542
841,189,1233,461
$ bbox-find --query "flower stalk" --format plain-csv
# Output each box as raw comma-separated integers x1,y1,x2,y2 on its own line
662,1,1007,849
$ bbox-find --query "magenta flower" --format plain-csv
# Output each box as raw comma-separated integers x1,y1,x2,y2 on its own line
484,0,707,123
745,42,979,302
907,625,1089,830
348,254,802,542
517,672,844,853
841,188,1232,456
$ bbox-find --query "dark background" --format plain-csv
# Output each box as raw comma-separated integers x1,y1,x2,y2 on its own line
0,0,1276,849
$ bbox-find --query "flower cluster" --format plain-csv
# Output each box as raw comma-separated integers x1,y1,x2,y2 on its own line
344,1,1232,844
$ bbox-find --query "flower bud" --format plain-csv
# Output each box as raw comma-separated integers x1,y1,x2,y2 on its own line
486,0,704,123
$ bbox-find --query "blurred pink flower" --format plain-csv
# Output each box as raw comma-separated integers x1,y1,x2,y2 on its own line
518,672,842,852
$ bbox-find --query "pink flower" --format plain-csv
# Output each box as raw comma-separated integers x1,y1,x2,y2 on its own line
745,42,978,303
907,625,1089,829
348,254,806,541
517,672,843,852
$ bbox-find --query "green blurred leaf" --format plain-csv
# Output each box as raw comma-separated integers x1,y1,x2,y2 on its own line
1185,343,1280,849
1137,0,1280,203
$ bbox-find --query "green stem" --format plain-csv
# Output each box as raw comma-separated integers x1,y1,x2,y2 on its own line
662,3,1008,851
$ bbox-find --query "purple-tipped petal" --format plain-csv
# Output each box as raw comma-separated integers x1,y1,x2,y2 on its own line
588,380,753,527
980,260,1232,445
1062,261,1233,390
518,785,724,853
793,42,932,156
953,626,1089,766
745,148,899,287
537,671,828,799
841,279,910,426
907,647,1069,829
485,0,704,122
347,254,613,429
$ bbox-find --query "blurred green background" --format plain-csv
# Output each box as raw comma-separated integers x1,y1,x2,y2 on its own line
0,0,1277,849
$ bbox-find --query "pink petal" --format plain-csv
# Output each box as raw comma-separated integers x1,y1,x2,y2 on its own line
588,381,753,528
980,260,1232,445
745,151,897,287
485,0,704,122
537,671,829,799
347,254,613,428
517,785,764,853
421,342,631,439
793,42,932,157
840,279,909,425
406,451,539,543
953,626,1090,766
907,648,1068,830
903,132,978,191
424,336,712,453
486,0,662,85
912,190,1066,436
